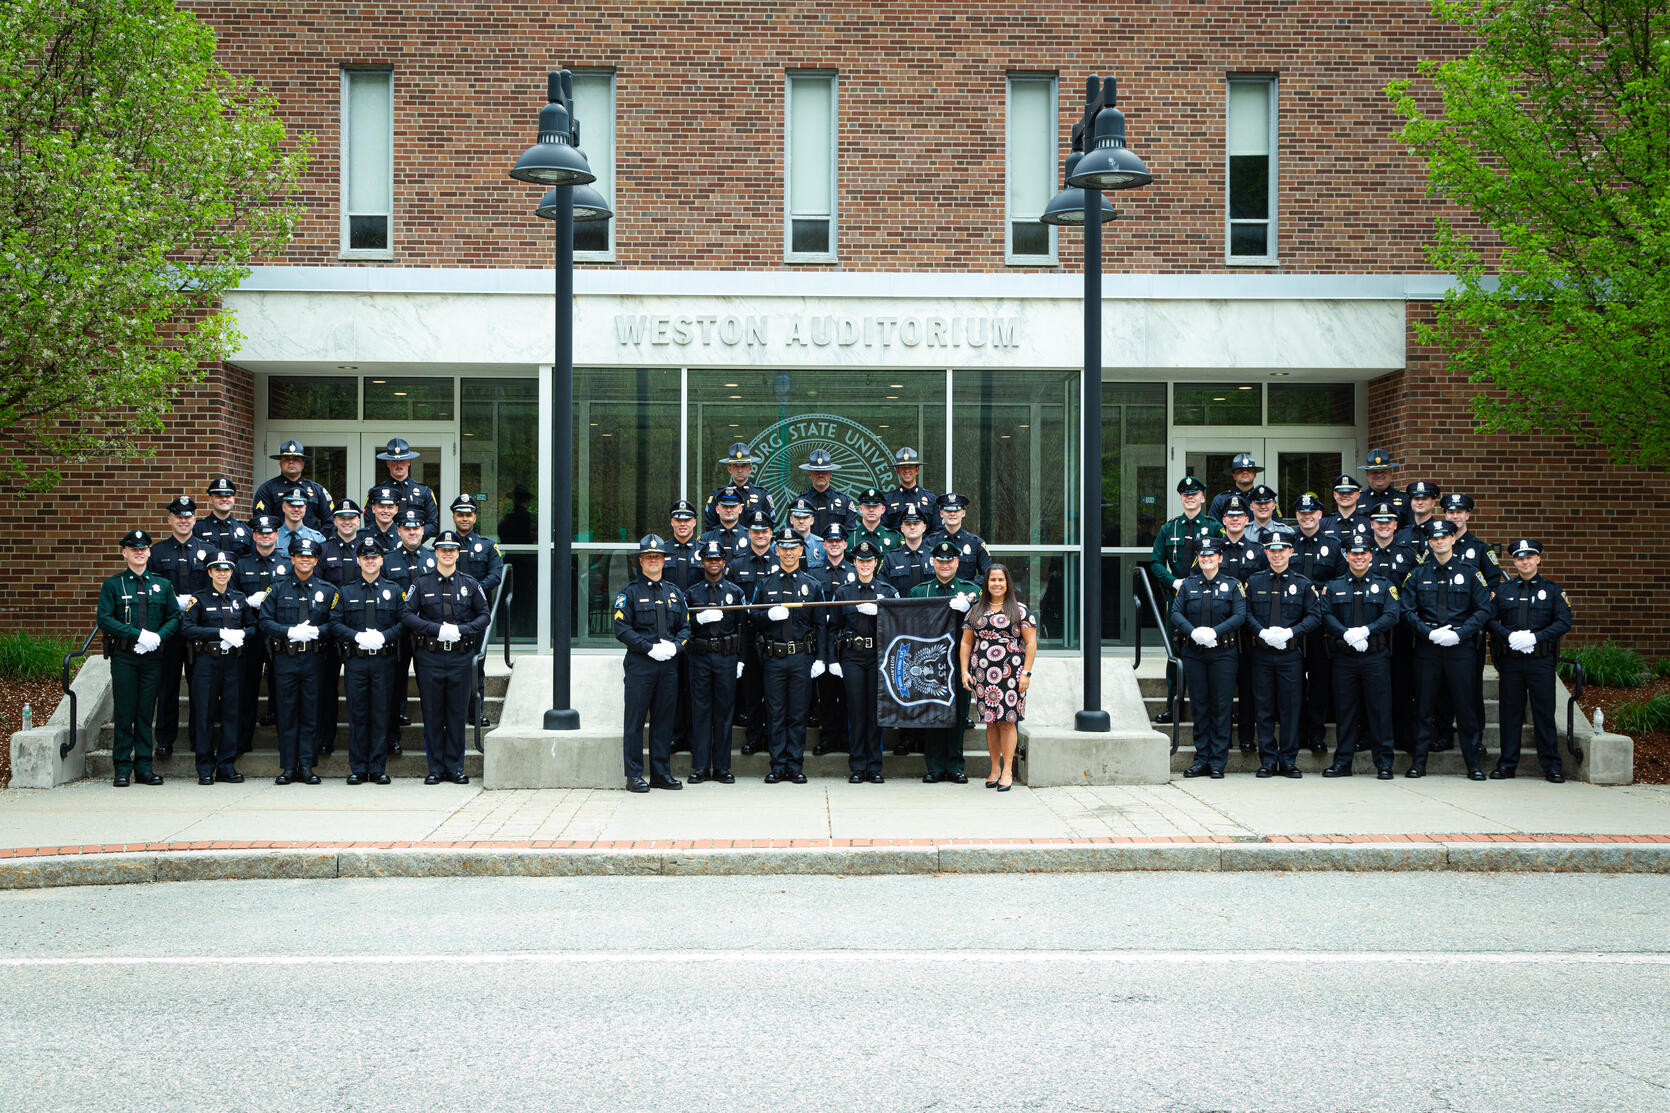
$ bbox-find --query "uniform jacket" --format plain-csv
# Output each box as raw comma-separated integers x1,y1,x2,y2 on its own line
699,524,749,556
193,515,253,558
1445,530,1504,588
611,574,689,657
376,477,440,540
1215,533,1268,583
882,485,939,531
881,542,935,594
258,575,338,640
1320,572,1402,650
234,550,290,607
149,535,211,596
684,577,747,645
382,545,436,592
1367,539,1420,586
726,549,779,600
252,475,332,531
1169,572,1246,656
328,576,408,644
456,529,506,595
181,588,255,644
809,558,858,594
1242,569,1322,647
97,569,182,650
748,568,825,646
401,571,491,641
797,485,856,535
1487,574,1573,659
319,533,367,587
703,481,775,530
926,528,993,583
850,523,902,554
1150,513,1223,588
1291,529,1344,587
1402,558,1493,640
1322,506,1370,538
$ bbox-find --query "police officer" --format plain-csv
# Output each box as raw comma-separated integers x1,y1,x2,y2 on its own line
1439,492,1503,751
1170,536,1245,778
613,535,689,792
881,507,935,595
181,551,252,785
703,442,775,529
1216,496,1267,753
1149,476,1223,724
252,440,333,530
882,446,938,530
452,493,507,729
830,541,899,783
320,499,366,587
1320,534,1403,779
401,530,491,785
1362,449,1411,526
807,523,857,757
275,487,326,554
663,499,703,592
1291,492,1343,752
149,496,211,759
96,530,181,786
728,510,779,756
381,508,435,749
363,486,402,552
699,487,750,555
234,516,289,745
1396,481,1442,545
373,437,440,541
684,539,745,785
928,492,993,583
908,542,980,784
330,537,406,785
1243,535,1321,778
851,487,902,554
257,536,336,785
749,528,825,784
783,499,827,564
1488,539,1574,782
1366,503,1421,754
1248,485,1293,546
194,477,253,558
1322,475,1369,537
1403,519,1493,779
1209,453,1264,521
797,449,856,535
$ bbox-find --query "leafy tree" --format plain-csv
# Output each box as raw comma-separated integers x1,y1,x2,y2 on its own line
0,0,309,488
1390,0,1670,467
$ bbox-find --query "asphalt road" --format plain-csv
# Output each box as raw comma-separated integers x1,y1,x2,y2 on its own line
1,873,1667,1113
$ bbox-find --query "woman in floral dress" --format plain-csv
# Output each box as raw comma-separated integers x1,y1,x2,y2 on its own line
958,564,1037,790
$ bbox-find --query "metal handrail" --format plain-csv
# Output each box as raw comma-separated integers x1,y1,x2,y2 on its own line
58,627,100,760
471,564,513,753
1558,654,1585,766
1130,566,1184,753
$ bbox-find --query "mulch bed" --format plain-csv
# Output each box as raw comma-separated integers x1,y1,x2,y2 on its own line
1572,678,1670,785
0,676,67,789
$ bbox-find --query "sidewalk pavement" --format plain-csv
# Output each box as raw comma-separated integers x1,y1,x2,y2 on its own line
2,775,1667,888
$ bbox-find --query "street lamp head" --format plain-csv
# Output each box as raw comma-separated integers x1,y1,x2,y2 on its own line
537,183,614,223
1065,75,1152,191
509,71,597,186
1040,153,1117,226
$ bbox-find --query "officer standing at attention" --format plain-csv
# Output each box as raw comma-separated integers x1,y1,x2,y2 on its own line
381,508,435,748
699,486,750,555
149,496,211,760
797,449,856,535
402,530,491,785
234,516,289,746
330,537,406,785
1361,449,1411,526
728,510,779,757
452,493,507,729
181,551,251,785
1169,536,1245,779
1395,481,1442,545
1322,475,1369,538
612,535,690,792
257,536,335,785
1209,453,1264,522
373,437,440,541
1290,493,1343,752
851,488,903,554
97,530,180,786
1440,491,1504,750
1488,539,1574,782
703,442,775,529
320,499,367,588
1248,485,1294,546
783,499,828,565
830,541,899,784
194,477,253,558
253,440,333,531
749,528,826,784
363,486,402,552
1366,503,1422,754
908,542,981,784
275,488,326,555
928,492,993,584
663,498,703,753
881,507,935,594
808,523,857,757
1320,535,1403,779
1242,535,1321,778
1216,496,1267,754
684,539,745,785
1403,519,1493,779
882,446,938,530
1149,476,1223,724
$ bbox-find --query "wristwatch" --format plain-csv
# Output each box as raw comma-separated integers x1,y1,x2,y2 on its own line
1019,669,1032,676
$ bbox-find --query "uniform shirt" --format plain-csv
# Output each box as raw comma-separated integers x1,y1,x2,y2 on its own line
748,568,825,645
699,524,749,556
234,550,290,607
882,485,939,531
611,574,690,657
809,557,859,595
1486,574,1573,657
376,477,440,541
1446,530,1504,588
908,575,981,606
1291,528,1344,588
328,576,408,644
275,522,325,555
829,577,901,658
96,568,181,647
685,577,747,643
252,475,332,531
1149,512,1223,589
382,545,436,594
182,588,254,643
1242,569,1322,644
1401,558,1493,640
703,482,775,530
850,523,903,554
1252,519,1297,547
1208,487,1260,522
925,527,993,584
787,531,826,566
257,574,338,640
1168,572,1246,655
881,542,935,595
401,570,491,643
319,534,366,587
361,523,400,553
1322,506,1370,538
726,549,779,601
1362,484,1411,526
148,535,211,596
193,514,253,558
1215,533,1268,583
456,529,506,596
1394,518,1438,547
1320,572,1403,645
1367,538,1420,586
797,484,856,535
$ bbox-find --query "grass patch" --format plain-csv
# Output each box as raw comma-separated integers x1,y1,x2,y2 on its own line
1611,692,1670,736
0,632,75,681
1656,657,1670,679
1559,642,1650,689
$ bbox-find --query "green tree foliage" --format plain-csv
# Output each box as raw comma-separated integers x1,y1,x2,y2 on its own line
1390,1,1670,467
0,0,309,488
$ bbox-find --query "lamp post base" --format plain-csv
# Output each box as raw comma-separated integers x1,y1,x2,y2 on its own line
1074,709,1111,733
544,708,581,731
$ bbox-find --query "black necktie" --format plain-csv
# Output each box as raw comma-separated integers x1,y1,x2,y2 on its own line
440,576,455,620
1268,575,1282,627
1517,582,1530,629
652,582,667,639
1352,580,1365,625
1434,566,1449,624
133,575,148,629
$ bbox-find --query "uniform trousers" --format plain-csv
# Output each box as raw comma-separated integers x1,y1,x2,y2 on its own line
762,654,814,775
1182,649,1237,771
271,650,321,774
414,647,472,778
1299,632,1333,748
236,636,271,752
1390,627,1417,752
109,652,162,777
1234,642,1257,747
1413,644,1483,768
737,641,768,750
686,649,737,776
672,652,692,751
1250,648,1304,767
1331,649,1395,772
814,669,848,753
343,654,395,777
317,643,341,752
921,688,971,777
188,652,241,779
389,637,414,745
840,656,883,776
154,635,188,748
1496,654,1561,774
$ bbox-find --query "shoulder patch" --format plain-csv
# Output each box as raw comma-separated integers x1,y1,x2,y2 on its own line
1475,572,1487,586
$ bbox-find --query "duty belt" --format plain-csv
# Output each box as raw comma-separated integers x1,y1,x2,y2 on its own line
760,636,815,658
269,638,323,655
689,634,740,655
1329,631,1390,654
339,642,397,658
191,641,243,657
419,637,478,653
840,633,876,651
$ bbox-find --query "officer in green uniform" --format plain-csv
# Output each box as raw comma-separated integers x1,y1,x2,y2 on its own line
96,530,182,786
907,541,981,784
851,488,903,554
1148,476,1223,723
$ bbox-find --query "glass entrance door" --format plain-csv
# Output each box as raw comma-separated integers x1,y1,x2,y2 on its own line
258,432,352,521
1177,436,1358,518
358,430,458,512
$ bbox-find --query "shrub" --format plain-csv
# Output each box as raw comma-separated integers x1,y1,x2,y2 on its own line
1611,692,1670,736
1559,643,1650,689
1656,657,1670,679
0,632,74,681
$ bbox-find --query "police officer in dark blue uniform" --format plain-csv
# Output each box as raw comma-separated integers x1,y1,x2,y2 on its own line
1438,492,1504,752
830,541,899,783
703,442,775,530
1170,536,1246,778
1366,503,1421,754
194,477,253,558
149,495,212,758
1403,519,1494,779
700,486,750,554
381,508,434,750
401,530,490,785
612,534,688,792
728,510,779,756
684,539,745,785
373,437,440,541
1488,539,1575,782
363,486,402,552
1321,534,1403,779
1249,485,1294,546
257,536,336,785
1291,493,1343,752
452,493,507,728
330,538,406,785
749,527,826,783
807,523,857,757
1209,453,1264,522
234,515,289,747
180,551,252,785
252,440,333,531
1243,535,1322,778
797,449,856,535
1395,481,1442,545
881,507,935,594
928,492,993,584
316,497,367,756
881,446,938,531
1217,496,1267,753
1322,474,1369,538
1361,449,1411,527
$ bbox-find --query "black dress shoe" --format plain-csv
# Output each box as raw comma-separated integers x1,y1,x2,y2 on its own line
388,741,403,756
868,772,885,784
1256,765,1277,778
301,771,322,785
450,771,470,785
649,776,682,790
398,714,411,726
763,771,783,784
1238,741,1257,754
1488,768,1514,780
274,772,292,786
893,744,912,757
716,771,736,784
198,775,215,786
258,712,276,727
346,773,364,785
790,772,808,784
1377,768,1395,780
423,774,441,785
1183,763,1210,778
373,773,391,785
1280,765,1303,779
1545,770,1566,783
1431,739,1455,752
848,773,864,784
134,771,164,786
1154,708,1174,724
1309,741,1328,754
627,777,650,793
811,744,832,756
922,771,941,784
217,771,245,784
155,744,173,760
687,770,708,785
1405,766,1426,778
1322,765,1353,778
740,743,759,756
1208,769,1225,779
947,771,969,784
474,714,492,728
112,775,130,788
1467,767,1487,781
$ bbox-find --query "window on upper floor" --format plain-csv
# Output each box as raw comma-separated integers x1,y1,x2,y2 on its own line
341,68,393,258
785,71,837,261
1006,73,1057,264
1227,75,1277,263
571,70,616,258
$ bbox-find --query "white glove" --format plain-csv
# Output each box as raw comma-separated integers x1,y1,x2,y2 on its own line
1268,627,1292,645
647,640,676,662
175,594,194,612
1345,626,1370,645
246,590,268,608
1509,630,1536,653
767,605,790,621
1258,629,1281,648
1190,626,1214,646
354,630,378,650
736,661,746,678
437,622,461,644
288,623,318,643
810,659,826,678
135,629,161,653
221,627,246,648
1201,628,1218,648
948,594,971,613
829,662,843,678
857,602,877,616
1348,635,1370,653
1432,626,1461,647
696,609,723,625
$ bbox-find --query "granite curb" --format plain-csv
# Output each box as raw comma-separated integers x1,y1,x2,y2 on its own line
2,841,1668,890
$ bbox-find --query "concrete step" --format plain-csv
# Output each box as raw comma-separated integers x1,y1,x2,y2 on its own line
1136,674,1503,699
1166,746,1513,778
86,750,485,780
168,673,509,700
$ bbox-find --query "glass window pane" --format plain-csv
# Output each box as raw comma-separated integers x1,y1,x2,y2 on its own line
571,72,614,255
1100,383,1167,549
1230,222,1268,257
1174,382,1263,426
268,376,357,420
789,75,832,216
1010,221,1049,257
346,71,391,213
1227,82,1270,155
573,220,608,254
791,219,829,254
461,377,539,641
1277,452,1344,516
575,368,682,542
1269,383,1355,425
1007,77,1054,226
348,214,388,250
952,369,1079,546
308,446,350,512
363,377,453,421
1229,155,1269,219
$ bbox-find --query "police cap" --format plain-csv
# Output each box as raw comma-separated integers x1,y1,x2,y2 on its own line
1176,476,1206,495
396,508,426,529
715,486,745,505
289,537,321,557
698,539,728,561
1229,453,1264,473
898,507,926,525
1369,502,1400,521
856,487,887,505
636,534,669,556
250,515,279,533
1363,448,1399,470
799,449,841,472
893,446,921,467
1509,538,1542,557
375,437,421,461
206,477,236,497
205,550,236,569
851,541,880,561
930,541,959,561
823,523,847,542
773,526,803,548
333,498,362,517
787,498,815,518
1426,519,1459,539
1294,493,1326,513
166,495,197,516
1262,534,1294,551
451,494,481,514
745,510,773,531
432,530,464,550
719,442,759,466
668,499,697,521
280,488,308,506
1332,474,1362,493
355,537,384,558
1343,533,1373,554
271,440,310,460
369,486,400,506
120,529,153,549
938,492,969,510
1195,536,1225,556
1406,481,1441,499
1440,493,1474,512
1221,496,1250,518
1249,485,1278,503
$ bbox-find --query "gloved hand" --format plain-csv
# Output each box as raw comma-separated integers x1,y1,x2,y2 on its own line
219,631,239,651
1268,627,1292,646
810,659,826,678
767,605,790,621
354,630,379,651
132,631,157,654
175,594,194,612
1190,626,1214,647
857,602,877,616
221,627,246,648
948,594,971,613
437,622,461,644
647,641,675,662
736,661,746,678
1201,628,1218,648
1345,626,1370,645
1432,626,1461,647
288,623,318,643
696,609,723,625
1509,630,1537,653
1258,629,1281,648
829,662,843,678
1348,635,1370,653
363,629,385,651
246,590,268,608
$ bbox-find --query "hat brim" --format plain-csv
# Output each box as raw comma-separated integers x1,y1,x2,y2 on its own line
798,462,841,471
270,451,311,460
719,456,759,466
375,451,421,461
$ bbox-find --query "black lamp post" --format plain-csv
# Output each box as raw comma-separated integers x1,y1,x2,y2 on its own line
1040,74,1152,733
509,70,605,731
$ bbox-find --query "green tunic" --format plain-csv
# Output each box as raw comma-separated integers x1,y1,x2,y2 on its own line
96,568,182,777
850,523,902,554
908,575,981,775
1150,512,1224,589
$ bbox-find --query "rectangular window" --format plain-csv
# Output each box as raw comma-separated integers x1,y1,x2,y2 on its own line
1175,382,1263,426
570,71,616,258
1226,75,1276,262
1268,382,1354,425
785,72,836,260
267,376,357,421
1006,74,1057,263
341,69,393,257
